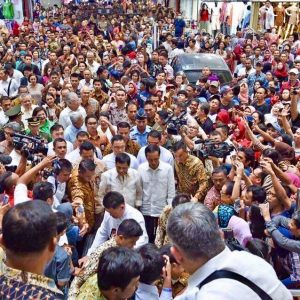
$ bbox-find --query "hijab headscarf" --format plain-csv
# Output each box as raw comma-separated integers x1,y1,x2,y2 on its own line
238,82,249,104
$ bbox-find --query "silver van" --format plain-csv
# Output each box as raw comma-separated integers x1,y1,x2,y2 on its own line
171,53,233,85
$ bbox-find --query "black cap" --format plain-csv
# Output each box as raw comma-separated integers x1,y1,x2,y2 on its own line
27,117,40,126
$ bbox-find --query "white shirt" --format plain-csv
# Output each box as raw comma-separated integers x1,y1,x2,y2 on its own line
97,125,116,142
11,69,23,86
78,79,94,91
0,78,19,98
8,149,21,167
99,167,142,208
87,204,148,255
65,148,103,165
13,183,69,247
0,108,9,126
137,146,174,167
47,176,67,209
176,247,292,300
86,60,100,76
102,152,139,170
47,141,74,156
237,67,255,77
58,106,87,129
138,161,175,217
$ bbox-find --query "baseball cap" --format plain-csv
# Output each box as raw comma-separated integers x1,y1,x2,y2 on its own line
289,68,299,75
220,85,232,96
266,121,282,133
209,81,220,88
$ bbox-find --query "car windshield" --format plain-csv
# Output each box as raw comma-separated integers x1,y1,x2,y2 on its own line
179,55,226,69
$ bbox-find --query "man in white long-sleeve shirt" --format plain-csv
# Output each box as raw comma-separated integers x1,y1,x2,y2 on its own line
137,130,174,167
99,153,142,208
167,203,292,300
87,191,148,255
138,144,175,243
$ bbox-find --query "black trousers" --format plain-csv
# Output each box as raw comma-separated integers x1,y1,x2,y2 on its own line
143,215,159,244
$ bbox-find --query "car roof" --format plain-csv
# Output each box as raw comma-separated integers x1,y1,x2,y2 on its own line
175,53,229,70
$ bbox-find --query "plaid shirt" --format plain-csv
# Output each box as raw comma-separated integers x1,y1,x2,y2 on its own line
282,251,300,282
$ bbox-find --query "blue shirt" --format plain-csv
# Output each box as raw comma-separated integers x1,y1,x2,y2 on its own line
130,126,152,147
174,19,186,37
135,282,172,300
44,245,71,285
247,72,269,96
64,124,86,144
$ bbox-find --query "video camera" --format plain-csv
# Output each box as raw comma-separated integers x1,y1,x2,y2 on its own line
166,111,188,135
12,133,48,161
194,140,234,159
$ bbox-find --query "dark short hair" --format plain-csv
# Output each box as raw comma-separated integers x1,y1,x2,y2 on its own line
224,181,234,196
50,124,64,134
53,137,67,148
99,111,110,119
97,247,144,291
172,193,190,208
262,148,280,165
148,130,162,141
111,135,125,145
246,185,266,204
2,200,57,254
172,141,187,153
33,182,54,201
78,159,96,173
115,153,130,166
117,122,130,129
85,114,98,126
103,191,125,209
138,244,165,284
57,158,72,174
76,131,89,139
239,147,255,166
159,244,177,264
145,144,160,157
32,106,47,117
79,141,95,154
117,219,143,238
55,211,68,235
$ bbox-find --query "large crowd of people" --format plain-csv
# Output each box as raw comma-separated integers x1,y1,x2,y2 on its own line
0,0,300,299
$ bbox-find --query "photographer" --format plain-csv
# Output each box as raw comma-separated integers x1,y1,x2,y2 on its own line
0,122,22,155
47,159,72,209
14,155,57,205
179,123,208,151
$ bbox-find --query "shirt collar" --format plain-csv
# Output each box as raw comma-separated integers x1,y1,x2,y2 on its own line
188,247,229,288
147,161,163,171
137,283,159,296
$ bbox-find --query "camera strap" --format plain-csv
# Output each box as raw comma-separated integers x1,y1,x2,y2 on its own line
197,270,272,300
